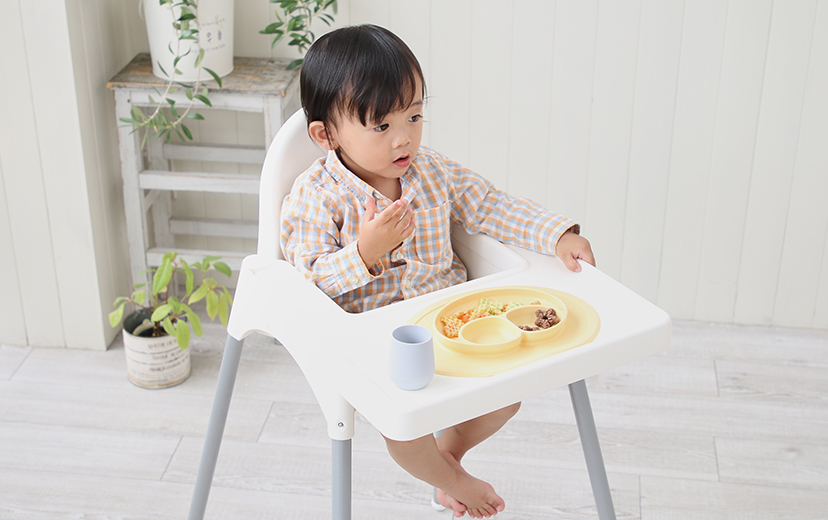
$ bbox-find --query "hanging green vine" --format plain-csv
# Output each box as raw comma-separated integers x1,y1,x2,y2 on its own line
122,0,222,148
260,0,338,70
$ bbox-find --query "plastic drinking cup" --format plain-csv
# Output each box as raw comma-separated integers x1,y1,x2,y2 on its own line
388,325,435,391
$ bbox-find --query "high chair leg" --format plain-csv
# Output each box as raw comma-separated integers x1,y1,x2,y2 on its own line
569,379,617,520
332,438,352,520
188,334,245,520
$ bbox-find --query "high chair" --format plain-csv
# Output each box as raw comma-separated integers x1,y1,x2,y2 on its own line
187,109,671,520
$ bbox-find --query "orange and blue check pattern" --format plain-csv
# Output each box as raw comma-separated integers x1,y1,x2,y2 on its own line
280,147,578,313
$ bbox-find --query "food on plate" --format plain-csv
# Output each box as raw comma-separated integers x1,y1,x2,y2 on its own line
439,298,547,338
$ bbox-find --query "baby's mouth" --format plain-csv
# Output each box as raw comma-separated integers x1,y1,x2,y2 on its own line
394,154,411,168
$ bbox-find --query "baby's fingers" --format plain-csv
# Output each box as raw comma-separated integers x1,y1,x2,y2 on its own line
378,199,408,222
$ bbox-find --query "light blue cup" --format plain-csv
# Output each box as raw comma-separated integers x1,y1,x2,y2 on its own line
389,325,435,391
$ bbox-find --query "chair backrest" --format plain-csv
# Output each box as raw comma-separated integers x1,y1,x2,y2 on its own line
257,109,325,260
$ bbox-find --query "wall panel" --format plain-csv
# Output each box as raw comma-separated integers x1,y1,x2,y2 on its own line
619,0,684,303
545,0,598,224
734,0,818,325
584,0,641,280
507,0,556,202
773,1,828,328
467,0,513,190
0,0,66,348
657,0,729,319
694,0,773,323
0,158,27,346
427,0,474,163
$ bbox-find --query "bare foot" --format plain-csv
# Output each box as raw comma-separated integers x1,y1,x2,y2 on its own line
437,451,505,518
436,487,467,517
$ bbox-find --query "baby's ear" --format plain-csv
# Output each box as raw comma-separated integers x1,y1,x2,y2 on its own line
308,121,336,150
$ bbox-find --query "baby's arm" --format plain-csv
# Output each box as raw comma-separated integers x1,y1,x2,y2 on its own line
357,197,415,268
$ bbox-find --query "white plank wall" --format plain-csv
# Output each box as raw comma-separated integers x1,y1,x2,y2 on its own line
1,0,827,351
0,0,140,349
248,0,828,329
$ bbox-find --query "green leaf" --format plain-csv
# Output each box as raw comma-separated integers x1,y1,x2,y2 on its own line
109,303,125,328
286,58,304,70
206,291,219,320
287,16,307,31
183,261,194,296
185,112,205,120
203,255,222,264
134,290,147,306
194,94,212,107
130,106,145,123
260,22,284,34
203,67,222,88
162,317,176,336
181,123,193,140
175,320,191,349
186,309,203,336
152,258,174,295
213,261,232,278
269,33,286,49
189,284,211,304
151,303,174,322
219,292,232,327
194,48,205,69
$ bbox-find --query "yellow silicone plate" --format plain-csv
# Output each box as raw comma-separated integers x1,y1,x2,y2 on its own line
432,287,568,355
408,286,601,377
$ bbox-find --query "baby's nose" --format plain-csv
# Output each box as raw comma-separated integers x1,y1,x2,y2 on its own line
393,131,411,147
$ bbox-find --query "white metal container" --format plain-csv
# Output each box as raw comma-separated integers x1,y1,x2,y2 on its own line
143,0,234,82
123,330,191,388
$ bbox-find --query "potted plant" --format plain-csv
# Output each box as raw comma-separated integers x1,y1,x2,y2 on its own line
261,0,338,70
124,0,337,147
110,252,233,388
124,0,232,147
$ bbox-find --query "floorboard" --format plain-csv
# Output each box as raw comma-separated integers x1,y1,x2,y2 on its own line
0,319,826,519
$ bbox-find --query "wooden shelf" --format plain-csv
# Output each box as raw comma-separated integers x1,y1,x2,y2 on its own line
138,170,260,194
109,54,300,284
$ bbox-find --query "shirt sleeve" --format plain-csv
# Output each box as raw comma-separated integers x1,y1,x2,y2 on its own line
280,181,384,298
440,155,579,256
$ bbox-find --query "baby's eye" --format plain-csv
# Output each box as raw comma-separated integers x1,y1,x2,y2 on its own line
373,123,389,132
409,114,422,123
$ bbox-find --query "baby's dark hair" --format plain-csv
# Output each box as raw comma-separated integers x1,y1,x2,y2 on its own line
300,24,426,128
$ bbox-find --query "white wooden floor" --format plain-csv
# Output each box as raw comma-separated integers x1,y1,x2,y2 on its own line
1,319,826,519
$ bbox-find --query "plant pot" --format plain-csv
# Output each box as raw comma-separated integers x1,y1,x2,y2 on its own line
142,0,234,82
123,330,191,389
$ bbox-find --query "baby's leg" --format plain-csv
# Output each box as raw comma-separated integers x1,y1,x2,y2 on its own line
437,403,521,463
384,434,504,518
433,403,521,516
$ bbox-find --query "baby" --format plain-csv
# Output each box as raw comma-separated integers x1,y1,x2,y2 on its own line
281,24,595,518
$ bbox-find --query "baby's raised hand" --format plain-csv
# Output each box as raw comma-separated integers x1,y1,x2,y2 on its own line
357,197,415,268
555,230,596,272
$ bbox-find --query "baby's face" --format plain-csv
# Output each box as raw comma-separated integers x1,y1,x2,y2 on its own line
327,82,424,190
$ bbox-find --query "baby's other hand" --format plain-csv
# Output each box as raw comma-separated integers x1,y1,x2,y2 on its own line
555,230,595,272
357,197,415,268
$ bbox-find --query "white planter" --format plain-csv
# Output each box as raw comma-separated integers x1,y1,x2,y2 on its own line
143,0,234,82
123,330,191,388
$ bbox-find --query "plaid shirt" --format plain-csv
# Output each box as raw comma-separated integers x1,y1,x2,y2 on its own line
280,147,578,313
